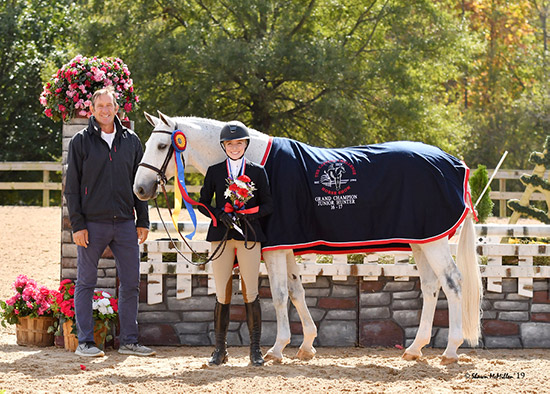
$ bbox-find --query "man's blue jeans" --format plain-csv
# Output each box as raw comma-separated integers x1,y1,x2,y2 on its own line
75,220,140,345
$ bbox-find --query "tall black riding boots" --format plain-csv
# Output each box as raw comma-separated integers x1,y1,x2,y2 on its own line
245,296,264,367
208,301,230,366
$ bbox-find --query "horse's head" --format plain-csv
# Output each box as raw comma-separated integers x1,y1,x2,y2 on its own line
133,111,227,201
133,111,180,201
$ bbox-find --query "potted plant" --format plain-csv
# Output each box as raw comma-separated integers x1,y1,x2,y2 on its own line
52,279,118,351
0,275,58,347
39,54,140,122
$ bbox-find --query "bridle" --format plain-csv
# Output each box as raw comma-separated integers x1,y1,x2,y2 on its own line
138,129,174,186
138,128,229,266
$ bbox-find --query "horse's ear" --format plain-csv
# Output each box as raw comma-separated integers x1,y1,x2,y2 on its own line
144,111,160,127
158,111,176,128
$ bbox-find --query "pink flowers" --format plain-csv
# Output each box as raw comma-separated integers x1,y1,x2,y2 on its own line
0,275,58,326
40,55,139,123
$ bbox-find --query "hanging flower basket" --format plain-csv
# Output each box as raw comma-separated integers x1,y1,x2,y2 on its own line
39,55,140,123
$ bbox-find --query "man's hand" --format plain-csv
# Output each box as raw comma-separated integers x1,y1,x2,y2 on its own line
73,229,89,248
137,227,149,244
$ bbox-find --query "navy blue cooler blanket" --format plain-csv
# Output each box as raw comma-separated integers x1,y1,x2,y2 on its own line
261,138,471,255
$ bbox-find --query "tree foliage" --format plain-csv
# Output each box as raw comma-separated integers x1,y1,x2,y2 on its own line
3,0,550,177
0,0,78,161
72,0,472,154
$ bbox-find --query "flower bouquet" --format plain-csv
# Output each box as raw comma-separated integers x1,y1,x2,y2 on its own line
39,55,139,122
223,174,256,232
0,275,58,346
224,174,256,210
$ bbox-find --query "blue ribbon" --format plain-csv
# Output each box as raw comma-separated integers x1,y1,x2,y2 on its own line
174,151,198,240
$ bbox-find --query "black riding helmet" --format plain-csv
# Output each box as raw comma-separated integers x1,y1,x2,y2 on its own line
219,121,250,156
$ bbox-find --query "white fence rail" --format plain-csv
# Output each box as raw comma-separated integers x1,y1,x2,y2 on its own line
140,224,550,304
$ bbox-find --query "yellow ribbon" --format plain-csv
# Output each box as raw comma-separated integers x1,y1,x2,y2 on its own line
171,164,183,230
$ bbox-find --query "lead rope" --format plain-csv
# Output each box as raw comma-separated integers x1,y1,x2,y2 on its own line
153,180,228,266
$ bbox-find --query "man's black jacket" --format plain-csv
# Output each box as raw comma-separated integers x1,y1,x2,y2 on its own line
65,116,149,233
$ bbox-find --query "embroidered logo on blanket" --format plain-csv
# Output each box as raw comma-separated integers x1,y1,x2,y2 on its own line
313,159,358,210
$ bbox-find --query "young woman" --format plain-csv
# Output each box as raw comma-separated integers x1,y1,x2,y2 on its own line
198,121,273,366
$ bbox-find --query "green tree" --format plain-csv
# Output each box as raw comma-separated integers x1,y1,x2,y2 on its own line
469,164,494,222
0,0,79,204
0,0,78,161
74,0,472,154
457,0,550,168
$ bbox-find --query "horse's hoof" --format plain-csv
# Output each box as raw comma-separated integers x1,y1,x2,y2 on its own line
264,351,283,363
296,347,316,361
440,356,458,365
402,352,420,361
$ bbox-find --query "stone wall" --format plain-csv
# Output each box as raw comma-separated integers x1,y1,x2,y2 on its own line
137,274,550,349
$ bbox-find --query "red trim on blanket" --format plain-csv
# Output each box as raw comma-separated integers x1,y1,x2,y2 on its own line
262,163,472,255
260,137,273,166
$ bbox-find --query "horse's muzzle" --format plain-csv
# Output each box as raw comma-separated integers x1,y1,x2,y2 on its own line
133,180,159,201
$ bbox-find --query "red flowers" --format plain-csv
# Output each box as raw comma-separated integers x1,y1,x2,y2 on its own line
53,280,76,319
224,175,256,212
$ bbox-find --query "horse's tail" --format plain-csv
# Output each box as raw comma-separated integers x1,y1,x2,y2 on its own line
456,213,483,346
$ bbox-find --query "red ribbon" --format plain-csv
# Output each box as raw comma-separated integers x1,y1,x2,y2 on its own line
224,202,259,215
176,178,218,227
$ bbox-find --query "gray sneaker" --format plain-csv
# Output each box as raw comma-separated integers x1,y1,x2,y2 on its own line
75,342,105,357
118,343,156,356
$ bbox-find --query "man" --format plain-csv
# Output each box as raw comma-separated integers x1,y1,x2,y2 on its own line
65,86,154,357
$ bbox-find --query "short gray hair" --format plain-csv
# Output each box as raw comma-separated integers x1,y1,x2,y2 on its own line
91,86,117,107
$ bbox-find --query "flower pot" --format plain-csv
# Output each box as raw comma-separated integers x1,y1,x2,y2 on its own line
63,320,78,352
15,316,55,347
63,320,110,351
93,321,109,350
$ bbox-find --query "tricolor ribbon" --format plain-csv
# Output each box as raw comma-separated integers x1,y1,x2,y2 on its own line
171,130,217,239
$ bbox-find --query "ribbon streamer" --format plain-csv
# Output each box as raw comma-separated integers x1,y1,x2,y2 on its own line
171,129,218,238
173,151,218,238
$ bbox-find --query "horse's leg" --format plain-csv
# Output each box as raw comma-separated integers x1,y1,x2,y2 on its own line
262,250,291,362
403,244,440,361
285,252,317,360
415,239,464,365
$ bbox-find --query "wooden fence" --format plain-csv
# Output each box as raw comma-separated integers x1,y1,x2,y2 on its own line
487,169,549,217
0,161,202,206
0,161,62,207
140,224,550,304
0,162,546,213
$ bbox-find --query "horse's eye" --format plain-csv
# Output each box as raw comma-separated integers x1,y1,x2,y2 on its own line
158,143,168,150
